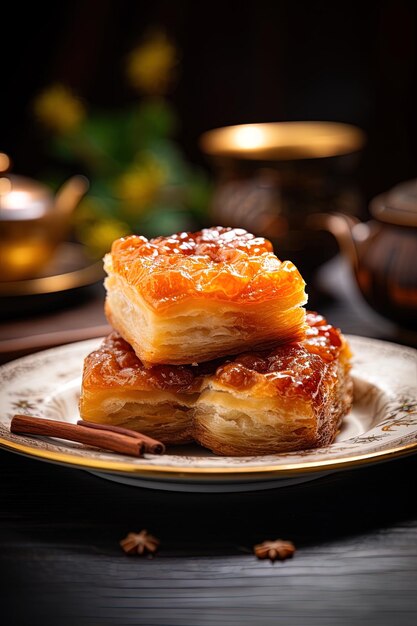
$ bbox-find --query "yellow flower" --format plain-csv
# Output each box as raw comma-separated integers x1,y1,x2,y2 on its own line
73,198,130,257
33,84,85,134
114,157,166,213
82,219,131,257
126,32,178,95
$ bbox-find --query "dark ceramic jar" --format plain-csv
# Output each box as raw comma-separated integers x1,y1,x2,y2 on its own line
199,122,366,288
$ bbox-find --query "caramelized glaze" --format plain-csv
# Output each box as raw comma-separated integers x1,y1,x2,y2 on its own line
84,332,203,393
109,227,305,309
214,312,345,400
84,312,346,404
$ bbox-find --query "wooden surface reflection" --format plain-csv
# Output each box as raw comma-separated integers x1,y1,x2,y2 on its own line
1,449,416,625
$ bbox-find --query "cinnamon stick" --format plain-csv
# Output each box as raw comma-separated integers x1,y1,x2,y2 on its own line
77,420,165,454
10,415,145,457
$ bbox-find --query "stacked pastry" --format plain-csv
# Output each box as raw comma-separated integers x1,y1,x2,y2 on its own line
79,226,353,455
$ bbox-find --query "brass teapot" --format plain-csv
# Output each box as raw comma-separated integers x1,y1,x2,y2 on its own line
0,154,88,281
320,179,417,330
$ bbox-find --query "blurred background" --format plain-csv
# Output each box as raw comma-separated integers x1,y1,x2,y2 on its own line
1,0,417,334
3,1,416,194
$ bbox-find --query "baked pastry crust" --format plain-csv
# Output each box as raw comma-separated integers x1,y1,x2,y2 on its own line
78,333,200,444
194,312,353,455
104,227,307,366
79,312,353,454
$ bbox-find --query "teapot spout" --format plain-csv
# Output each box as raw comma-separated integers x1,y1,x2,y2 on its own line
309,212,361,271
55,175,89,216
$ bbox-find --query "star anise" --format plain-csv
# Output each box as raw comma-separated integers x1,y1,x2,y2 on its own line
254,539,295,562
120,529,160,556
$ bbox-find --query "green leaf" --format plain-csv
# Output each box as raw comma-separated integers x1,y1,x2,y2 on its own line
185,169,212,217
132,206,200,237
130,100,178,145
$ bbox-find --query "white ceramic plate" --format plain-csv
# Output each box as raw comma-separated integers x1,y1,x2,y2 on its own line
0,336,416,492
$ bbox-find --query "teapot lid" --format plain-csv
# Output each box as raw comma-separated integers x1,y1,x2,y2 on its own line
0,173,54,220
370,179,417,227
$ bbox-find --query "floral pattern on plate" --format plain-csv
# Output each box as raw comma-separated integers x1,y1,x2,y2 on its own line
0,336,416,477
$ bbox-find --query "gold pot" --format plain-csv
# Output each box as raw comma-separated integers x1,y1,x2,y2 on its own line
0,154,88,281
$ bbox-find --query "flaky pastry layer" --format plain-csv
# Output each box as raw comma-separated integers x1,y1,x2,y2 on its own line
79,312,353,455
104,227,308,365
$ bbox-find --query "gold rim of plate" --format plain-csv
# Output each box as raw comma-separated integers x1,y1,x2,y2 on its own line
1,436,416,481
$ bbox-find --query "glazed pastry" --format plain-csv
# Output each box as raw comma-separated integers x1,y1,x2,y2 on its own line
193,312,353,455
78,332,199,445
104,227,307,366
79,312,353,454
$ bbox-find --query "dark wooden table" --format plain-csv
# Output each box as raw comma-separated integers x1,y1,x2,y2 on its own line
1,257,417,626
